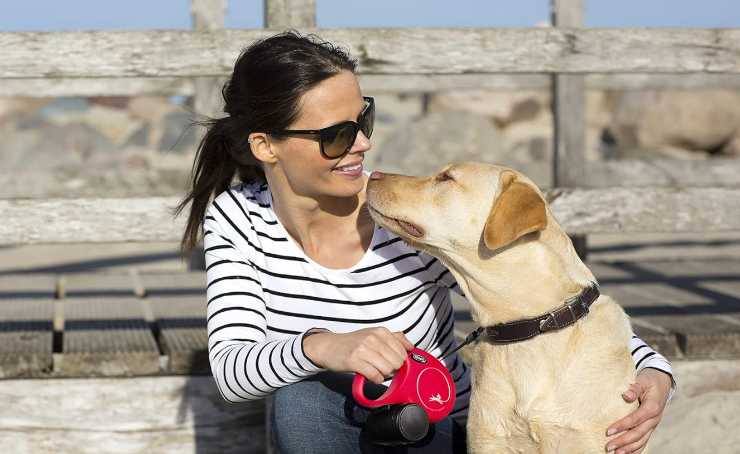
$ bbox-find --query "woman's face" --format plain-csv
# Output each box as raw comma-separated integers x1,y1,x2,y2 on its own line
267,70,372,200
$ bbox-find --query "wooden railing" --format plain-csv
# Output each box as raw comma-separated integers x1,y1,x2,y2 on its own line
1,0,739,246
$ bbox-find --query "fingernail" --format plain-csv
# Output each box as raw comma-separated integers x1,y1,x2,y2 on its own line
606,445,614,452
607,428,616,436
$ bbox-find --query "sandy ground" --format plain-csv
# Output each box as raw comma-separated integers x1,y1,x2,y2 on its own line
650,360,740,453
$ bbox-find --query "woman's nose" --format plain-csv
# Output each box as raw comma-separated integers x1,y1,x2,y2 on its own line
350,130,372,154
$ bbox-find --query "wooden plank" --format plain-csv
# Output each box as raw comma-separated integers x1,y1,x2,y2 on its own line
59,298,160,376
602,283,715,308
191,0,226,119
264,0,316,28
139,271,206,298
2,28,740,79
546,187,740,234
630,322,683,359
147,296,208,374
0,77,194,97
552,70,585,186
0,197,187,245
551,0,587,258
191,0,225,30
59,272,137,299
551,0,585,188
0,376,266,453
2,187,740,245
0,274,57,300
551,0,582,27
576,158,740,189
644,313,740,359
6,73,740,97
0,299,54,378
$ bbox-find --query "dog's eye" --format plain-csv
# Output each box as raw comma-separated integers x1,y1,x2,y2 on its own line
436,171,455,183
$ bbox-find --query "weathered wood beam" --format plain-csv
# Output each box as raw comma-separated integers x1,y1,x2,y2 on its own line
547,187,740,235
5,73,740,97
551,0,585,188
551,0,587,258
575,159,740,189
191,0,226,119
1,187,738,245
2,28,739,79
264,0,316,28
0,77,194,97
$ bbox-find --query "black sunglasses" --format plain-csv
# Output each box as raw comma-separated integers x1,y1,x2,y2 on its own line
269,96,374,159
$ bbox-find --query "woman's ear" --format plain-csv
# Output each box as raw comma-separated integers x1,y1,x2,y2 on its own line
483,170,547,252
249,133,278,164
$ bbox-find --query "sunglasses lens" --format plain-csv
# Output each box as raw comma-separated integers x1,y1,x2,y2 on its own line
323,124,357,158
319,99,374,158
361,100,374,139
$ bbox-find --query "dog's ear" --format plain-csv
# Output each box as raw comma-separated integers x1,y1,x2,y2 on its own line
483,170,547,251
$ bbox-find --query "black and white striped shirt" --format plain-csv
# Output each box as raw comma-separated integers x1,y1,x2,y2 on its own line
204,180,675,424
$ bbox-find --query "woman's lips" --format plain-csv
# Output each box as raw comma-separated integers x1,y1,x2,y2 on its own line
332,162,363,177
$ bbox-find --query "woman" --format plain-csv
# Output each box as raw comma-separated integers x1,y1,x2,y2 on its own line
177,31,675,454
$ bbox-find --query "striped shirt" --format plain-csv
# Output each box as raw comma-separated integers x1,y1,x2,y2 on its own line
204,180,675,425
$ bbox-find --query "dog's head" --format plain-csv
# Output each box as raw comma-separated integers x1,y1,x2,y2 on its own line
366,162,548,258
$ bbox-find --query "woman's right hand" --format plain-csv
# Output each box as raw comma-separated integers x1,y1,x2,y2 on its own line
304,327,415,384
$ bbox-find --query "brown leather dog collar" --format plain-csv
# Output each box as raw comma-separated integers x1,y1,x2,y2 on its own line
442,282,600,360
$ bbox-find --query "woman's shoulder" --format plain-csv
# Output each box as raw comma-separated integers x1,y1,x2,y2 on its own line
210,180,270,211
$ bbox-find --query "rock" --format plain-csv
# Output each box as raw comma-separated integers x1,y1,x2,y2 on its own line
39,97,89,118
158,111,198,153
429,89,549,125
372,110,512,176
75,106,143,147
128,96,177,124
88,96,129,110
0,117,113,169
0,97,51,124
426,89,614,162
602,90,740,158
124,124,150,148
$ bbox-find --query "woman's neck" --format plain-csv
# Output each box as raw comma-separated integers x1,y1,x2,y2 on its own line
266,173,371,253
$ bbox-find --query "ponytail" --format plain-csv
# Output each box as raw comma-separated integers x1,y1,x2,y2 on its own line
174,116,264,257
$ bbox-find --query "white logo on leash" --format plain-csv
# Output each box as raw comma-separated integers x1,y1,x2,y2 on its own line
428,393,446,405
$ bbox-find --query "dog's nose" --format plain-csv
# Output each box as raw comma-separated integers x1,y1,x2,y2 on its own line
369,171,385,180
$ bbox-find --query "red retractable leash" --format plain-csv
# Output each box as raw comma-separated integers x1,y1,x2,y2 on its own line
352,347,456,446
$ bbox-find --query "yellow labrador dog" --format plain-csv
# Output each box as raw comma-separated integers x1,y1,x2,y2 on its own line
366,163,640,454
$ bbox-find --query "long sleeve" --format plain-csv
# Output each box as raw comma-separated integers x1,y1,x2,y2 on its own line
630,334,677,402
204,206,324,403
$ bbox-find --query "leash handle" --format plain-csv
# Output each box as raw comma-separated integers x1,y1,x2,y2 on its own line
352,355,410,408
352,348,456,423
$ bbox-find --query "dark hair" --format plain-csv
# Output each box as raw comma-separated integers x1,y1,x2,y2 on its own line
174,30,357,256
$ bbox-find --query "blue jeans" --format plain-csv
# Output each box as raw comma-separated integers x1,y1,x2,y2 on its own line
271,371,467,454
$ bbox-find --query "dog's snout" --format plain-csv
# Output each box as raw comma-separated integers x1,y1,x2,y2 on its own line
370,171,385,180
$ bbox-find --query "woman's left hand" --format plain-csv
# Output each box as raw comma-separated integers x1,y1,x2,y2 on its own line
604,368,674,453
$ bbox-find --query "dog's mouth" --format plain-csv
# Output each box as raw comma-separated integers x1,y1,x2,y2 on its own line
367,205,425,238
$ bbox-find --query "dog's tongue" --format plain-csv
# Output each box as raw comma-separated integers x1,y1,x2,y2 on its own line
398,220,424,237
